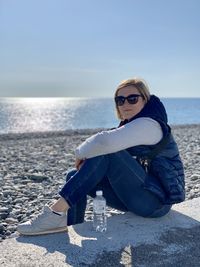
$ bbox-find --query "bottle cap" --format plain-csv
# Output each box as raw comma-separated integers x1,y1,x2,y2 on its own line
96,190,103,196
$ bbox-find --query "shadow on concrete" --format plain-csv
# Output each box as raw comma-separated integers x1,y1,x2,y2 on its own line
91,225,200,267
16,209,200,267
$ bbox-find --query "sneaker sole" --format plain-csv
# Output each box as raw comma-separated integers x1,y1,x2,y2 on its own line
18,226,68,236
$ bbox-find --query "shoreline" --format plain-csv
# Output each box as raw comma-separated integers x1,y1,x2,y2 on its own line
0,128,102,141
0,124,200,241
0,123,200,141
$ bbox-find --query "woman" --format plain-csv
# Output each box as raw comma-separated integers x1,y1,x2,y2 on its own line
17,78,185,235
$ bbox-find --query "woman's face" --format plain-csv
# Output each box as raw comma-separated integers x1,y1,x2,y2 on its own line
117,86,145,120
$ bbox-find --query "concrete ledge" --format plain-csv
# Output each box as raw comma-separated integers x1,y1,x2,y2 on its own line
1,197,200,267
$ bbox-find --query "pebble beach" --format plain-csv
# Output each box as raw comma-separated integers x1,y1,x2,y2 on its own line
0,125,200,241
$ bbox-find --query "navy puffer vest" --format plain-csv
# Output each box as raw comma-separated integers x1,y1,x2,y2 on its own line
120,95,185,204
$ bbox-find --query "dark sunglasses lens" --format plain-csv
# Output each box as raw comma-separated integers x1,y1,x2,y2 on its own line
115,96,125,106
127,95,139,104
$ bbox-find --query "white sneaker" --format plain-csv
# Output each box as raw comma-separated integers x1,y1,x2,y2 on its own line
17,205,68,236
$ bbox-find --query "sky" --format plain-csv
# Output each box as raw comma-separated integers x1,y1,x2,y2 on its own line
0,0,200,97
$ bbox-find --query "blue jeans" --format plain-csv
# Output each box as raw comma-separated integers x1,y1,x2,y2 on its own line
59,150,171,226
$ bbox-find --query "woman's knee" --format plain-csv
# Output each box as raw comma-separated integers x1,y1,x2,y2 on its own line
65,169,77,182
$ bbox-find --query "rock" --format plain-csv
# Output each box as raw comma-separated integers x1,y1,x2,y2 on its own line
5,218,18,224
5,230,11,236
9,209,21,217
13,198,24,204
194,150,200,155
187,192,196,199
7,225,17,232
190,174,200,181
0,224,5,234
0,213,9,220
3,190,13,197
0,207,10,213
26,173,49,182
20,179,32,184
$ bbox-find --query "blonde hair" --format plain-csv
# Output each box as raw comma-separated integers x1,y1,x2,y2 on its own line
114,78,151,120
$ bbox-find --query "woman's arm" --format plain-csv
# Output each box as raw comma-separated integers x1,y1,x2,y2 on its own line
75,117,163,159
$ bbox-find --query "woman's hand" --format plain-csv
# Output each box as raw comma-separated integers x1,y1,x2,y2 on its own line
75,158,85,170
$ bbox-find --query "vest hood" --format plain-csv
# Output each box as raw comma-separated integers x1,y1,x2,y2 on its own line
134,95,168,123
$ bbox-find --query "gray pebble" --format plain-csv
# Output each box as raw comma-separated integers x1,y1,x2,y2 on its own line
3,190,13,197
190,174,200,181
0,207,9,213
0,213,9,220
0,224,5,234
5,218,19,224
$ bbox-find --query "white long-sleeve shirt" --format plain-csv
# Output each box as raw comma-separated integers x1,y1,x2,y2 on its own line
75,117,163,159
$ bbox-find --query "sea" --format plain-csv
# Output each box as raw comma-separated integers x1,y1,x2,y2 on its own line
0,97,200,134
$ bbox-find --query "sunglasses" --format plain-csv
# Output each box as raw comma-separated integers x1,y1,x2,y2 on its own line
115,94,143,106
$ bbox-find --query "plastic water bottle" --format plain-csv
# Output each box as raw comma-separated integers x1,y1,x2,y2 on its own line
93,190,107,232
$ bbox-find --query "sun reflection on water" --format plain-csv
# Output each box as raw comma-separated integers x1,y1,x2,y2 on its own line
2,97,89,133
13,97,79,106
